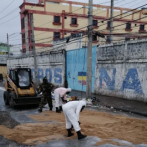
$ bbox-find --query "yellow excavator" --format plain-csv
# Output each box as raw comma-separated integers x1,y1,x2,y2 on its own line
3,68,41,108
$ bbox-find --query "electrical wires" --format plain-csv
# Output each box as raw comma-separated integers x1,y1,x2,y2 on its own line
0,0,15,13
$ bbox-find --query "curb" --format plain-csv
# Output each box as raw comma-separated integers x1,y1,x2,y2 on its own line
103,104,147,117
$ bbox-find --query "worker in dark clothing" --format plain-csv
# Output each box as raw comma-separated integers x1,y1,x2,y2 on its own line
37,77,54,113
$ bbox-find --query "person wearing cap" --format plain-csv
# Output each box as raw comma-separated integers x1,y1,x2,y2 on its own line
62,100,87,140
54,87,72,113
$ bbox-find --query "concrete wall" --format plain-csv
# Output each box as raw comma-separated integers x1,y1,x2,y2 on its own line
7,39,147,102
7,49,65,86
95,39,147,102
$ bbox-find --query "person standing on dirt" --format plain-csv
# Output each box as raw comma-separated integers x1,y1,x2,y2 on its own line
54,87,72,113
37,77,54,113
62,100,87,140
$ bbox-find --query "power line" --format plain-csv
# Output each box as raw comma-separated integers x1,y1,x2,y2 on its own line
0,0,15,13
0,7,19,21
0,15,19,26
9,2,147,49
95,3,147,28
100,15,147,32
12,12,147,48
34,6,84,37
34,1,119,38
35,3,147,45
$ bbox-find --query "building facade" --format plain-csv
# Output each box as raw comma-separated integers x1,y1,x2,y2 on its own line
0,45,8,77
20,0,147,53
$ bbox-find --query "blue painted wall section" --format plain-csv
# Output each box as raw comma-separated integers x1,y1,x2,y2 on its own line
45,68,52,82
66,46,97,92
100,68,116,90
54,68,62,84
120,68,143,94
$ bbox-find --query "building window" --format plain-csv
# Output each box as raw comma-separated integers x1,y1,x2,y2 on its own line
106,36,110,43
125,37,130,41
53,16,61,25
126,23,131,30
71,33,76,38
21,18,25,29
92,34,97,41
22,33,25,44
54,32,60,39
107,21,110,28
54,16,60,23
140,24,145,30
93,20,98,26
71,18,77,25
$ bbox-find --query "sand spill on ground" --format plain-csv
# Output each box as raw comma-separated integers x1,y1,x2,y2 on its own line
0,110,147,146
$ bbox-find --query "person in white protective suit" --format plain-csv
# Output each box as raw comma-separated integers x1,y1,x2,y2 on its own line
54,87,72,113
62,100,87,140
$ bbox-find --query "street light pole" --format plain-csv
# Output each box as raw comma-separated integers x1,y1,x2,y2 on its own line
86,0,93,99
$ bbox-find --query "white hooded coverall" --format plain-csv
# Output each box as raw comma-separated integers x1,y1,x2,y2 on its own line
54,87,72,107
62,100,86,132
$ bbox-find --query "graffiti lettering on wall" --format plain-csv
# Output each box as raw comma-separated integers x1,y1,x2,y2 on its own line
31,68,62,84
99,68,143,94
78,72,87,85
100,68,116,90
120,68,143,94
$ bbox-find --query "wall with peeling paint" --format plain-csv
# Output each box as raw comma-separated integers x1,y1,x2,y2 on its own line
7,50,65,86
95,39,147,102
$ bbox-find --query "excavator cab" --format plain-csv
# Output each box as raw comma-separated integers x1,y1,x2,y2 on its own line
4,68,41,108
9,68,31,89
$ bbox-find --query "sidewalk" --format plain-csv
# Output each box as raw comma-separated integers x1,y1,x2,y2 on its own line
71,90,147,117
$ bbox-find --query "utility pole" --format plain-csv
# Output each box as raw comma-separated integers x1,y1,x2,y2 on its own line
7,33,9,59
86,0,93,99
30,13,38,87
110,0,114,43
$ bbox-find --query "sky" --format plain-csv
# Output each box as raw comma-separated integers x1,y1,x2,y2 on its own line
0,0,146,48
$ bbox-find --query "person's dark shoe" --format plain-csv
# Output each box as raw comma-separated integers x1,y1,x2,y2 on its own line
59,106,62,111
56,107,61,113
50,107,53,111
70,125,73,131
76,131,87,140
67,129,74,137
38,108,42,113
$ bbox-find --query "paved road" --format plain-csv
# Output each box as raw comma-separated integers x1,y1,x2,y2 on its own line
0,81,147,147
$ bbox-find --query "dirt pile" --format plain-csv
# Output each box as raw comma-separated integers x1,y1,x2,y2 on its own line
0,110,146,146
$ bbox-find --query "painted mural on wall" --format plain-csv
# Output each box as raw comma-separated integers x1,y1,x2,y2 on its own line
78,72,87,85
97,67,143,95
95,40,147,102
31,67,63,84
